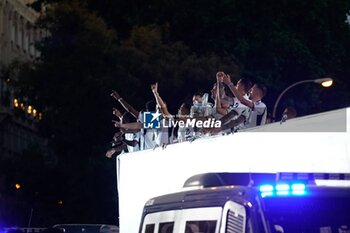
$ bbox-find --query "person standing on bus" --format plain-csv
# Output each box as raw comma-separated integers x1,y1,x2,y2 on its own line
223,74,267,128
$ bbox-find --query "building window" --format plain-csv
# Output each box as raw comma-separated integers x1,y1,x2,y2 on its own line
29,28,35,56
10,13,15,43
24,27,29,52
0,5,3,34
17,18,23,48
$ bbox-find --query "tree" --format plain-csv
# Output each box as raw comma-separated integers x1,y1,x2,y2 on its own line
13,0,120,224
114,24,239,112
15,0,239,224
87,0,350,116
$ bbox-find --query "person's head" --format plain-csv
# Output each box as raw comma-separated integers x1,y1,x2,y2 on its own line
249,83,267,101
178,102,191,116
283,106,297,119
236,78,252,95
121,112,133,123
192,91,204,104
145,100,157,112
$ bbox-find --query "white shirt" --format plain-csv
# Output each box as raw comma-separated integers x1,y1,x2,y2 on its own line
124,132,140,153
157,117,170,146
177,125,194,142
231,94,251,129
245,101,267,128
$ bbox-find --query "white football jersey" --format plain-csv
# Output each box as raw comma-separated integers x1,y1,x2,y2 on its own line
231,94,251,129
124,132,140,153
245,100,267,128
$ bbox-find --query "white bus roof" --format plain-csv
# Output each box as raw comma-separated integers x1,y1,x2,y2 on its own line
116,107,350,233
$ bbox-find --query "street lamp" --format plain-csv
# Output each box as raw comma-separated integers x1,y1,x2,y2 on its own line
272,77,333,121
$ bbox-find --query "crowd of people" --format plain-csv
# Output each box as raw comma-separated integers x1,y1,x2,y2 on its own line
106,71,296,158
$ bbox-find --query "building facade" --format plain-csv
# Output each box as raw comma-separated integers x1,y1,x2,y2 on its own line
0,1,56,228
0,0,46,158
0,0,40,66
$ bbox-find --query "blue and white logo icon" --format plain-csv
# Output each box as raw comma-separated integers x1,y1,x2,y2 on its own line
143,111,161,129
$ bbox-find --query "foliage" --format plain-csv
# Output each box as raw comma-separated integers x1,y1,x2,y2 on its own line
88,0,350,115
115,25,238,112
8,1,120,225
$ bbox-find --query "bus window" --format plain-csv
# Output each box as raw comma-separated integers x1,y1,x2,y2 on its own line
185,220,217,233
145,224,155,233
158,222,174,233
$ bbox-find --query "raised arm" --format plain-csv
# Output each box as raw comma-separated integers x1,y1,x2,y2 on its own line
223,75,254,109
219,110,238,125
212,72,225,115
151,83,172,117
105,144,127,158
111,90,139,119
215,88,229,116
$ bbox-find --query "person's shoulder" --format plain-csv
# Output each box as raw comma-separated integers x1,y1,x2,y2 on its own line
254,100,266,108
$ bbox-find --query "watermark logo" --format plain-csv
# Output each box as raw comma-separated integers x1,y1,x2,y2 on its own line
163,118,221,128
143,112,222,129
143,112,161,129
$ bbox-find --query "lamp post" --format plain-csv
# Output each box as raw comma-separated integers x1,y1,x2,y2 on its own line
272,77,333,121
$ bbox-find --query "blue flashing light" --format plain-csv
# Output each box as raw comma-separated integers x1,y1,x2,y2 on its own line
261,191,273,198
291,183,306,195
259,182,307,198
275,184,290,195
291,183,305,191
259,185,273,192
276,190,289,195
292,190,306,195
276,184,290,191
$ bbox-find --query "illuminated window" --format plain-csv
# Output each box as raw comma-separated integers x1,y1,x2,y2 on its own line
27,105,32,114
13,98,19,108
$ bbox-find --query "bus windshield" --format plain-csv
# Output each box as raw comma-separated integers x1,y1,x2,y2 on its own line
263,194,350,233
